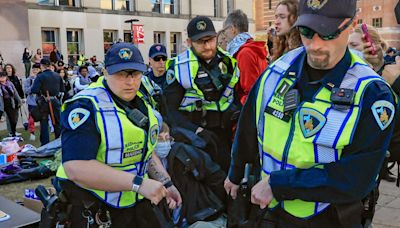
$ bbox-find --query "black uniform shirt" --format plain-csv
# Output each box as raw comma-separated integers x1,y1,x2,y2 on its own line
31,69,64,96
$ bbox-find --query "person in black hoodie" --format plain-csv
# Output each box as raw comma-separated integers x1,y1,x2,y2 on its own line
22,48,33,78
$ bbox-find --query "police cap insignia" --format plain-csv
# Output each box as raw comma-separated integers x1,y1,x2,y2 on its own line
299,108,326,138
196,21,207,31
118,48,133,60
68,108,90,130
371,100,395,131
166,69,175,85
307,0,328,10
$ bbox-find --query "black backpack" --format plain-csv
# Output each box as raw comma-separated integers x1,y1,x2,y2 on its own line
167,142,226,225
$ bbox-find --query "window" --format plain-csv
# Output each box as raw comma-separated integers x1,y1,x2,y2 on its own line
227,0,234,14
372,18,382,28
41,28,58,59
100,0,112,10
115,0,131,11
104,30,117,53
357,19,363,24
37,0,80,6
152,0,178,14
37,0,55,5
101,0,133,11
373,5,382,11
124,31,132,43
154,32,166,45
170,32,181,58
152,0,161,13
163,0,176,14
269,0,272,9
67,29,82,66
59,0,80,6
214,0,222,17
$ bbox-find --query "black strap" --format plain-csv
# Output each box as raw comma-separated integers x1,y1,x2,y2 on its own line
173,149,200,180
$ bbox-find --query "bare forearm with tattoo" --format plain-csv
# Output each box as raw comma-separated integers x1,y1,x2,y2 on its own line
148,153,171,184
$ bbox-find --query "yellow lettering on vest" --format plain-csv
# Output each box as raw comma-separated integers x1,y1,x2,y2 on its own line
272,97,284,106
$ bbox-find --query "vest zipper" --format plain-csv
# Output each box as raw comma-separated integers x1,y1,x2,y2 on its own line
280,103,303,170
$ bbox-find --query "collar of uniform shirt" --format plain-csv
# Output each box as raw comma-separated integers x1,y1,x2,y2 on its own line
302,48,352,90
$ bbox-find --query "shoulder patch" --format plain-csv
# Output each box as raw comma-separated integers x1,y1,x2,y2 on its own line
166,69,175,85
371,100,395,131
68,108,90,130
149,124,159,145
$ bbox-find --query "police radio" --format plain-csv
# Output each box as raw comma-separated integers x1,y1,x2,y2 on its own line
113,97,149,128
126,108,149,128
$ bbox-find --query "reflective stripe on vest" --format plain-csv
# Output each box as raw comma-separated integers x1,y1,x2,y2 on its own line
140,75,160,109
57,79,159,208
174,48,239,112
255,47,387,218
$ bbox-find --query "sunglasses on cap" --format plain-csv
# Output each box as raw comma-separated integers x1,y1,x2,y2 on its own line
298,17,354,41
153,56,167,62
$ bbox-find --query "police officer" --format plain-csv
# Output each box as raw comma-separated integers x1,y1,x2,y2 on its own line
31,58,64,145
56,43,181,227
164,16,240,172
140,44,167,114
145,43,168,89
225,0,397,227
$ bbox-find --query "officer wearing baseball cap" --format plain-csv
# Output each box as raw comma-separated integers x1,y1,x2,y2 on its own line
140,44,167,115
54,42,181,227
225,0,397,227
31,57,64,145
163,15,240,173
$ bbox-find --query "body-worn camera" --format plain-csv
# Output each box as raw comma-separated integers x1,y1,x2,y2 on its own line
331,88,354,104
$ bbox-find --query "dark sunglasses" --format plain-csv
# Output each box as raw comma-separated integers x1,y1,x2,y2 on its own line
153,56,167,62
298,17,354,41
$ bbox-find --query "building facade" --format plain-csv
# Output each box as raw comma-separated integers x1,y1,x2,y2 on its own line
0,0,254,72
356,0,400,49
254,0,400,49
254,0,279,33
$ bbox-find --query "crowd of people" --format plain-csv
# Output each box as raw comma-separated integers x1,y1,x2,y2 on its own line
0,0,399,227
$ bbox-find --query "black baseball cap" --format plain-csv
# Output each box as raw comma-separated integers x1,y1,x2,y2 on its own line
149,44,167,59
105,42,147,75
294,0,357,36
40,58,51,66
187,16,217,41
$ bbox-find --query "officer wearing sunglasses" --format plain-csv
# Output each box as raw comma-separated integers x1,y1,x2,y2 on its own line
140,44,168,114
225,0,397,227
145,44,168,89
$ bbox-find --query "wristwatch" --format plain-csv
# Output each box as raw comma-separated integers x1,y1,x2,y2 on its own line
132,175,143,192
